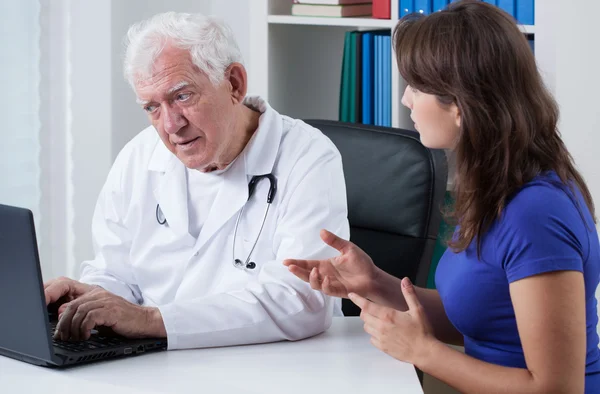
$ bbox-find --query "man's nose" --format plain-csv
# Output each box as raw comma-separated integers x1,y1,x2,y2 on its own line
162,104,187,135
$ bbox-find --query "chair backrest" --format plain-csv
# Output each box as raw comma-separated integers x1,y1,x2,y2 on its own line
305,120,449,316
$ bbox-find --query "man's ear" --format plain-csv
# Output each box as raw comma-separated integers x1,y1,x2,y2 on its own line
225,63,247,104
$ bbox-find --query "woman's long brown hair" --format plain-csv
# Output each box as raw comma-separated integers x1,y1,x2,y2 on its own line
393,0,595,255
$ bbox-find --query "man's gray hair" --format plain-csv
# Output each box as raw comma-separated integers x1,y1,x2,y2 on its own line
123,12,243,87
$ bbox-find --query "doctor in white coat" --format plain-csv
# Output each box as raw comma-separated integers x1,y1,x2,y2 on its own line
44,12,349,350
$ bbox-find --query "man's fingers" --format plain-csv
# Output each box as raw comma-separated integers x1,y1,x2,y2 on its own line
58,304,68,316
320,229,351,253
55,290,101,341
70,299,104,341
45,281,70,306
43,279,57,290
79,304,107,340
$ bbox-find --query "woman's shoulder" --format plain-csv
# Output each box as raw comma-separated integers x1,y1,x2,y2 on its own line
503,172,588,226
493,172,594,264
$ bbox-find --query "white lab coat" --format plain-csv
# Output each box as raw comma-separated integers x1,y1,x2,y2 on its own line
79,96,350,350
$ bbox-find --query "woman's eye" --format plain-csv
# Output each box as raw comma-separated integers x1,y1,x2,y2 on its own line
176,93,191,101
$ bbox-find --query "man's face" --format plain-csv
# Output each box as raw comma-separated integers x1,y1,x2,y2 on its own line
134,46,237,171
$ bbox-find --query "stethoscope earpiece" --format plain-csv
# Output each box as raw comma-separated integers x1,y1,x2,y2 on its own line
234,259,256,270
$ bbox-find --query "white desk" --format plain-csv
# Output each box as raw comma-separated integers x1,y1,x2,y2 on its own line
0,317,423,394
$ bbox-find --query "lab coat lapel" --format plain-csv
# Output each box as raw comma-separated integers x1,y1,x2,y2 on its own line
150,141,192,240
195,158,248,250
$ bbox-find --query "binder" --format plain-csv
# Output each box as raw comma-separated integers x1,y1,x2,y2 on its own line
384,35,391,126
399,0,414,18
374,35,380,125
362,32,374,124
497,0,515,17
348,32,357,123
516,0,534,25
482,0,496,4
354,31,363,123
415,0,432,14
433,0,448,12
339,32,352,122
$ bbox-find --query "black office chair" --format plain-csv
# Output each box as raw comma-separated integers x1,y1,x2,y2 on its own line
304,120,449,317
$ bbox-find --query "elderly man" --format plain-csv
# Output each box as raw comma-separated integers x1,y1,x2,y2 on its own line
44,12,349,349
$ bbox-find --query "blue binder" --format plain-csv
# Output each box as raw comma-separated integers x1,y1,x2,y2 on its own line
383,35,392,126
433,0,448,12
362,32,374,125
377,35,384,126
415,0,432,14
497,0,515,17
400,0,414,17
482,0,496,4
374,34,380,126
516,0,534,25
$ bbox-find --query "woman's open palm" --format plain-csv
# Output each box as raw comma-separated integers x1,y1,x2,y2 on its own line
283,230,378,298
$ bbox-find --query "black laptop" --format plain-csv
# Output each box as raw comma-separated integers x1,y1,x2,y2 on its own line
0,204,167,367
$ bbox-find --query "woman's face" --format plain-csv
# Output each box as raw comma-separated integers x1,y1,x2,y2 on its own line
401,85,461,150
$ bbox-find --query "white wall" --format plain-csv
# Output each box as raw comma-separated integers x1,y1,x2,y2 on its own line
553,3,600,209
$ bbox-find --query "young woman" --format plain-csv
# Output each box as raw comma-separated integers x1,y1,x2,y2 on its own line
284,1,600,392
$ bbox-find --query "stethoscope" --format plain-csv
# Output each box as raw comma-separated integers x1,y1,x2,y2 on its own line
155,174,277,271
233,174,277,270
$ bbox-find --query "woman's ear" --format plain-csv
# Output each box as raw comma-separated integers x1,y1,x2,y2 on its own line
452,102,461,129
225,63,247,104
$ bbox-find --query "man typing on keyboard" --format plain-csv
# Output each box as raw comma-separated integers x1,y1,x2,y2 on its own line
44,12,348,348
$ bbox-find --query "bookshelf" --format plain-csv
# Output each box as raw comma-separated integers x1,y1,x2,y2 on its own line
247,0,537,132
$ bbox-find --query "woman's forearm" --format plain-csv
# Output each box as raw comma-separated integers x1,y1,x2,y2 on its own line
417,340,582,394
369,268,464,345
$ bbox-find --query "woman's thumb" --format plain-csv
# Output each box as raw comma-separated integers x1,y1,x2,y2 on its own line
401,277,421,311
320,229,349,253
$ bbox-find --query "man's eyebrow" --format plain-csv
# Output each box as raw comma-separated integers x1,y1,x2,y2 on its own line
135,81,190,106
166,81,190,95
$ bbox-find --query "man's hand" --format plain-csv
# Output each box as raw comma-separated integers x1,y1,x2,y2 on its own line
53,287,166,341
44,277,98,309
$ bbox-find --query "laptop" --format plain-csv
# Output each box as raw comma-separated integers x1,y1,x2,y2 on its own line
0,204,167,367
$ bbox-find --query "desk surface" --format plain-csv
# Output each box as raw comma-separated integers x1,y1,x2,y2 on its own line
0,317,423,394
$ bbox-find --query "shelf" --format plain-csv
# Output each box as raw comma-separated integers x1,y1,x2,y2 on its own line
268,15,533,34
519,25,535,34
268,15,396,29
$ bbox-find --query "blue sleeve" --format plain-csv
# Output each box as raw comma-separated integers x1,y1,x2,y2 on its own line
495,184,588,283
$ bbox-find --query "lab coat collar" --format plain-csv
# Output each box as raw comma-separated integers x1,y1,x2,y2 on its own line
242,96,282,177
197,96,282,249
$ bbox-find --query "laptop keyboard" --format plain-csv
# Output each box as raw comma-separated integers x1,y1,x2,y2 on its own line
50,321,128,352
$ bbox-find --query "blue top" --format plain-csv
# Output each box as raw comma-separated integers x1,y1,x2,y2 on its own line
436,172,600,392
